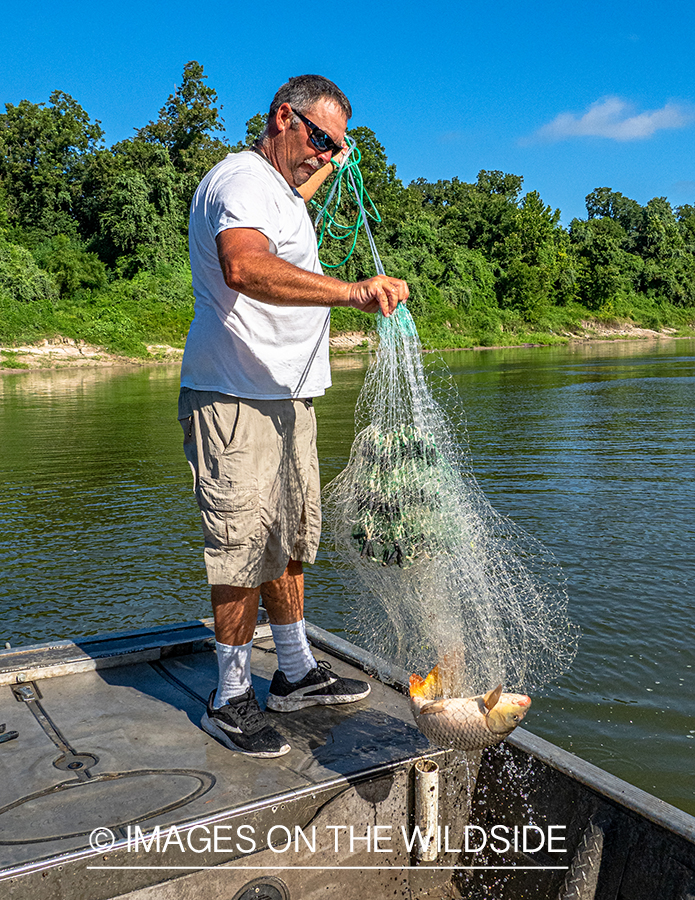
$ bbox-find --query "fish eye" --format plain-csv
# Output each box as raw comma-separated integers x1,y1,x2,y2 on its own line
512,715,520,722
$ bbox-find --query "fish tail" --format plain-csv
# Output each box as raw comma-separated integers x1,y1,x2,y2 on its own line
409,673,426,697
409,664,442,699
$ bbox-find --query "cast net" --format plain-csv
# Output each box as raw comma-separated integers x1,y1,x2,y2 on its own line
321,165,577,696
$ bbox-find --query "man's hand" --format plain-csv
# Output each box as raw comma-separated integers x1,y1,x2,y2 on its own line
348,275,409,317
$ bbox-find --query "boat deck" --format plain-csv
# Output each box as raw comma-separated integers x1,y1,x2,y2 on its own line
0,618,472,900
1,618,694,900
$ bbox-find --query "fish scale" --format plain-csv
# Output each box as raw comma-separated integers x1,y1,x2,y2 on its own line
408,666,531,752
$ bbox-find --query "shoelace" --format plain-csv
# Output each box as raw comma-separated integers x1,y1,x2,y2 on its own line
229,694,266,732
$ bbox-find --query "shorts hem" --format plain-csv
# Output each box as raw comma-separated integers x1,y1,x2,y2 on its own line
204,547,317,588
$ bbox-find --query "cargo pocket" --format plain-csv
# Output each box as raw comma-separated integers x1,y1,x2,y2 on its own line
179,415,197,492
196,476,260,550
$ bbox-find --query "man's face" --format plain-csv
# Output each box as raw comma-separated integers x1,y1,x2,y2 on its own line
278,99,347,189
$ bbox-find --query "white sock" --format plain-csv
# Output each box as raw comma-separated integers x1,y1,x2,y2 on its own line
213,639,252,708
270,620,316,683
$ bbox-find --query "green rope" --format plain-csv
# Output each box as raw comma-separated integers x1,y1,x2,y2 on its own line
311,136,382,269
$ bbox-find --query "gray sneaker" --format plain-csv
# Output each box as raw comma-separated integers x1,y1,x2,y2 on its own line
201,687,291,757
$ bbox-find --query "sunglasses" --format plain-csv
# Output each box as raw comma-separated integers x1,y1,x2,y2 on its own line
290,107,343,157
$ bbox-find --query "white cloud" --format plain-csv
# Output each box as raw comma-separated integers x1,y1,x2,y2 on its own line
530,96,694,142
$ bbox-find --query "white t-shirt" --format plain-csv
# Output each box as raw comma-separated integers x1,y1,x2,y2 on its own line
181,151,332,399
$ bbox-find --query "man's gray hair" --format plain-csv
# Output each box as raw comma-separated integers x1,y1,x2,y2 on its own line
268,75,352,121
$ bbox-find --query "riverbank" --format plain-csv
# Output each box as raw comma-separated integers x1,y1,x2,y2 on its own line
0,322,690,371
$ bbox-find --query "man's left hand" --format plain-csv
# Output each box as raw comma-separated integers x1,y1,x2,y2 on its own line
347,275,409,317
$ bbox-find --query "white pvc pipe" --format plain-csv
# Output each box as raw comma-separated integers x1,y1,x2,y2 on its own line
413,758,439,862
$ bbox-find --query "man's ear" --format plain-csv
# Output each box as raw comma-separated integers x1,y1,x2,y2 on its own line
274,103,294,135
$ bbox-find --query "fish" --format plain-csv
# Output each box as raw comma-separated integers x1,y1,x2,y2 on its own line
409,664,531,752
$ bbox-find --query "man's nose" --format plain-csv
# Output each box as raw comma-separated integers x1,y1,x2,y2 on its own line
317,149,333,165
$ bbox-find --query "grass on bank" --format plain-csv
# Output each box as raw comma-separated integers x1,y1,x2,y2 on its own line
0,350,31,369
329,300,695,352
2,274,695,359
0,267,195,357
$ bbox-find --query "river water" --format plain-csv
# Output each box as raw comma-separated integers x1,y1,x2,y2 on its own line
0,339,693,815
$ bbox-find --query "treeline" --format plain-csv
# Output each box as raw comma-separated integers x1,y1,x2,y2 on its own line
1,61,694,356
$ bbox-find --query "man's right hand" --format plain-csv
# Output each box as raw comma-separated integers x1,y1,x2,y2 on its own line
348,275,409,317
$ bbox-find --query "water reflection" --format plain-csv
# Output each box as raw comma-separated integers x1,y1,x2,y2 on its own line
0,340,693,814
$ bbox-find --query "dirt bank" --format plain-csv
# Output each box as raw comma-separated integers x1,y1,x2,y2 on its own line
0,324,687,372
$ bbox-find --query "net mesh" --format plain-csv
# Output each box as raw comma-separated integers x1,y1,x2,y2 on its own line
323,304,578,696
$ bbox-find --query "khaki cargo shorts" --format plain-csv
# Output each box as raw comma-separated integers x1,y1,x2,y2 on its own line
178,388,322,588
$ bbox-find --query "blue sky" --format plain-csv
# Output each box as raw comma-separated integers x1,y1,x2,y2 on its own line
2,0,693,224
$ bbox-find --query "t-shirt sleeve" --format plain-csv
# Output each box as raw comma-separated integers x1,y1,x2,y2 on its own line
210,167,281,254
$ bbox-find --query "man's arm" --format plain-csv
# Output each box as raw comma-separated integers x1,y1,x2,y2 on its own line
297,161,334,202
216,229,408,317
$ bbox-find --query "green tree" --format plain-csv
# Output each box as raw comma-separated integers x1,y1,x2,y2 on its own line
82,141,185,275
0,91,103,235
33,234,107,297
439,246,497,310
638,197,694,306
578,189,695,308
496,191,563,319
569,215,642,311
585,186,642,249
0,234,59,304
421,171,523,257
136,61,228,190
231,113,268,152
677,204,695,248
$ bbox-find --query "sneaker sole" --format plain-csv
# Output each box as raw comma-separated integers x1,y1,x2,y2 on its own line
266,684,371,713
200,712,291,758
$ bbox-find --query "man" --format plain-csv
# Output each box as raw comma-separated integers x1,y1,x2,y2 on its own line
179,75,409,758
